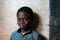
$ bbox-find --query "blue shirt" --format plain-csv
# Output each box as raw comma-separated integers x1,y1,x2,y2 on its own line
10,29,41,40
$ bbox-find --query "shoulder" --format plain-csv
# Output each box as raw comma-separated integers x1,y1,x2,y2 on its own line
32,31,39,35
32,31,39,37
31,31,41,40
11,31,18,37
32,31,47,40
10,31,18,40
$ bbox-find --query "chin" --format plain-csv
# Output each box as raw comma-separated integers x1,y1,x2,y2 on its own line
20,26,26,28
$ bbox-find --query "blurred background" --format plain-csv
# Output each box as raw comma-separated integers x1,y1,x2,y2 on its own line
50,0,60,40
0,0,49,40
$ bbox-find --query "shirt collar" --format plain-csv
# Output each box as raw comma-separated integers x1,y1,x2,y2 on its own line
17,28,32,35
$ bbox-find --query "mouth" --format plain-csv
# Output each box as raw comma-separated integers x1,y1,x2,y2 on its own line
20,24,26,26
20,25,28,29
21,24,25,25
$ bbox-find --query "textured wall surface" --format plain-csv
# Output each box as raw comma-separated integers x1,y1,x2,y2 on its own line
50,0,60,40
0,0,49,40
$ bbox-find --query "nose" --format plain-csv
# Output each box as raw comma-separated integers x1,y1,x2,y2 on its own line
20,19,25,24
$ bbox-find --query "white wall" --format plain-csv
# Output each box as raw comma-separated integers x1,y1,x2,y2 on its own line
0,0,50,40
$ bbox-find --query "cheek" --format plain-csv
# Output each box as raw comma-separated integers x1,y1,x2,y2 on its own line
25,20,31,25
25,21,29,24
17,20,20,25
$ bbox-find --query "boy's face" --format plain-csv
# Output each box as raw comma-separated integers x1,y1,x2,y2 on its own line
17,12,31,29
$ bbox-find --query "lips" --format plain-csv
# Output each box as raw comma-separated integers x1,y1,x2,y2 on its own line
20,24,26,26
20,25,27,29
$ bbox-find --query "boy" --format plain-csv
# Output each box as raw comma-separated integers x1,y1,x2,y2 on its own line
10,6,41,40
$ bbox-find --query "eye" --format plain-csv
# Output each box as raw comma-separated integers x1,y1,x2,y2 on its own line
24,18,29,21
18,18,21,21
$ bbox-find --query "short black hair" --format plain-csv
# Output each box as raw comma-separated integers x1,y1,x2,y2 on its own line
17,6,33,21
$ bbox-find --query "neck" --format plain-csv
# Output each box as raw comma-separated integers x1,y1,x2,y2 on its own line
20,28,29,33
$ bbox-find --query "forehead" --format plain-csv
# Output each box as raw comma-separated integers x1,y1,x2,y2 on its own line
17,12,30,18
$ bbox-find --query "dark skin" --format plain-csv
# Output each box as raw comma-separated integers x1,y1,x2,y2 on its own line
17,12,31,33
17,11,47,40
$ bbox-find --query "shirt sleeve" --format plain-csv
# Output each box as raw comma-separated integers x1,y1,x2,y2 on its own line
32,31,41,40
37,35,41,40
10,32,13,40
10,31,16,40
39,34,47,40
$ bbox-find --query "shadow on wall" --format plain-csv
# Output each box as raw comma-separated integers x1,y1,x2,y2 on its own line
30,12,40,30
30,12,47,40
